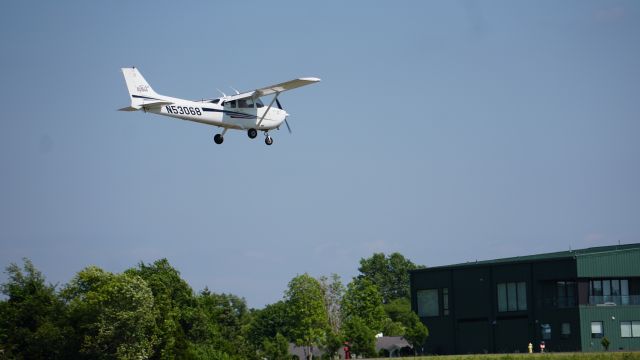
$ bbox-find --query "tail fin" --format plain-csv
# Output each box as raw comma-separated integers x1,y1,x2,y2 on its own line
119,67,164,111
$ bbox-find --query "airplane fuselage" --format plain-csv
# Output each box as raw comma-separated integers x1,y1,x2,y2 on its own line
146,98,287,131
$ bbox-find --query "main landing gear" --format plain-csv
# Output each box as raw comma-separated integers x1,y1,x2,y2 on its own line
214,129,274,146
214,129,227,144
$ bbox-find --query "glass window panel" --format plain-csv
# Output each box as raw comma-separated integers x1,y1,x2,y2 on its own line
557,281,566,297
603,280,611,296
633,321,640,338
621,280,630,305
561,323,571,335
541,324,551,340
517,282,527,310
611,280,620,296
443,288,449,310
498,283,507,312
591,321,603,338
592,280,602,296
507,283,517,311
621,322,632,338
417,289,439,317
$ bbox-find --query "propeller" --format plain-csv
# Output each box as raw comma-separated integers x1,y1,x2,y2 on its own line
276,98,292,134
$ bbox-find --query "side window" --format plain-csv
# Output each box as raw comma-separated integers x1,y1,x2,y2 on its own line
417,289,439,317
497,282,527,312
541,324,551,340
256,98,264,108
443,288,449,316
591,321,604,338
238,99,248,108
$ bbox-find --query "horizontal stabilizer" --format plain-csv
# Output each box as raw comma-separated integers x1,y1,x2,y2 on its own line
118,106,140,111
141,101,173,108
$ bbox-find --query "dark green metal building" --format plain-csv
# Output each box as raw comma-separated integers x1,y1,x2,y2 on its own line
410,244,640,354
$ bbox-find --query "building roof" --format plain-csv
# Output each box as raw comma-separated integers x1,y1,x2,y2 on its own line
411,243,640,273
375,336,411,352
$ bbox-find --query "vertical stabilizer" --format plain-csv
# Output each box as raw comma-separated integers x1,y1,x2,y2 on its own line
120,67,162,110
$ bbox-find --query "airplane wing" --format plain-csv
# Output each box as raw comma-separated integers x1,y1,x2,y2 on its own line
223,77,321,101
255,78,321,97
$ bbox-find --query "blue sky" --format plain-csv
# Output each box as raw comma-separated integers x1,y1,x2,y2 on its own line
1,1,639,308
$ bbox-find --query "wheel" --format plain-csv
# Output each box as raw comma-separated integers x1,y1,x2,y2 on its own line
265,136,273,146
247,128,258,139
214,134,224,144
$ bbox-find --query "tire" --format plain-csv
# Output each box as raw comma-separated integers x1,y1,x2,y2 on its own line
214,134,224,144
265,136,273,146
247,128,258,139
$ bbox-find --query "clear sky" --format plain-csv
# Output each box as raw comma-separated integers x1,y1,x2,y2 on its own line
1,1,639,308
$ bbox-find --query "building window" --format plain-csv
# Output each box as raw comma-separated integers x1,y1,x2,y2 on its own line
541,324,551,340
443,288,449,316
591,321,604,338
417,289,439,317
621,321,640,338
561,323,571,338
556,281,577,308
589,278,632,305
497,282,527,312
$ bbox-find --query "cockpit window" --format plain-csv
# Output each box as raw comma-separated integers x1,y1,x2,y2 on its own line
238,98,256,108
224,99,261,109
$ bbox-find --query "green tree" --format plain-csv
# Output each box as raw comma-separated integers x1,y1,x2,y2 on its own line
285,274,329,360
380,297,413,336
357,253,423,303
341,278,387,334
0,259,70,359
321,330,343,360
342,317,375,358
400,312,428,355
247,300,291,349
262,332,290,360
126,259,197,360
63,266,157,359
195,289,253,359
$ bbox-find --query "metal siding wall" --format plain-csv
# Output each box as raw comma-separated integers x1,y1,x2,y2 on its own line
579,306,640,351
577,249,640,277
410,269,455,354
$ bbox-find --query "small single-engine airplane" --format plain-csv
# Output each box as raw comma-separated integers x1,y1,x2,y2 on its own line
119,67,320,145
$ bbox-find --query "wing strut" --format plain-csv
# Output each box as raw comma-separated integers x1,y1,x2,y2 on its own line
257,92,280,128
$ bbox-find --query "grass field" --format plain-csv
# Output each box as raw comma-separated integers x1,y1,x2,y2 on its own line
401,353,640,360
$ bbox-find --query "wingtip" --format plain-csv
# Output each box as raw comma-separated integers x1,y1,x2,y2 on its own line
300,77,321,82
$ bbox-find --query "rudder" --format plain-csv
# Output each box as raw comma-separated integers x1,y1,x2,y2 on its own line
121,67,159,99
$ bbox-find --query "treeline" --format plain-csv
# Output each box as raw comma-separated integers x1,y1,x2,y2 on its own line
0,253,428,360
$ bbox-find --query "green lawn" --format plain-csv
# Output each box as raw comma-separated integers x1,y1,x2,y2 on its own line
402,353,640,360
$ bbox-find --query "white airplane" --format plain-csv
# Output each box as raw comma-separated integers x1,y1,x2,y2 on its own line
119,67,320,145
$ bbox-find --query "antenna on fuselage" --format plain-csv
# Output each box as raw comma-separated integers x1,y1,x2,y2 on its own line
230,87,240,95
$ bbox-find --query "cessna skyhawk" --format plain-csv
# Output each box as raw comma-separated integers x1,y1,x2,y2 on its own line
119,67,320,145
